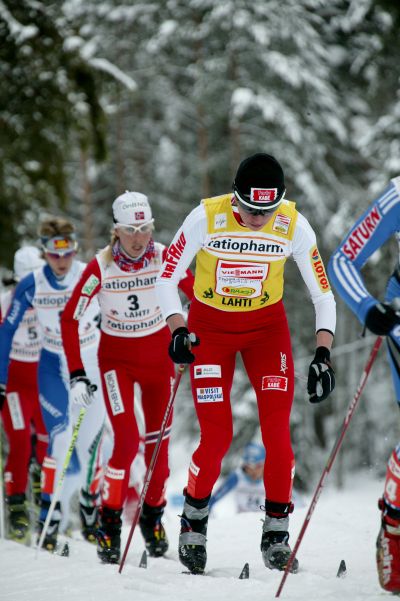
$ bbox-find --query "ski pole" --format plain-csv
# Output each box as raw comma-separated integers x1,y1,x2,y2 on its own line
276,335,383,597
35,407,86,557
119,365,185,573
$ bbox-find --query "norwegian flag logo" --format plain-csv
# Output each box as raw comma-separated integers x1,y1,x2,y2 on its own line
251,188,278,203
135,211,145,220
53,238,69,250
311,247,319,261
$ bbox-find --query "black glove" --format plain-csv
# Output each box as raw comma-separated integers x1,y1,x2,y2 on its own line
365,302,400,336
70,370,97,408
0,383,6,411
307,346,335,403
168,327,200,364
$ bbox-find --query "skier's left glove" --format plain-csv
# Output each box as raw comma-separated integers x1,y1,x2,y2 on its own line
307,346,335,403
0,383,6,411
70,370,97,408
365,302,400,336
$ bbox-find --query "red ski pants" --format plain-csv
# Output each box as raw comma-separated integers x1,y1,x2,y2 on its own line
2,359,48,496
187,298,295,504
98,328,175,510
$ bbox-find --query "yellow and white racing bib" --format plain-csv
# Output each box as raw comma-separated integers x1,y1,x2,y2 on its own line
194,195,298,312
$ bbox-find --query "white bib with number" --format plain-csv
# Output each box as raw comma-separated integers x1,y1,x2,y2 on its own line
96,243,166,338
1,290,42,362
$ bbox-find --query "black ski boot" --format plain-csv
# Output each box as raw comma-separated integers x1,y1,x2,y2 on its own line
7,493,30,545
139,501,169,557
80,490,100,543
36,499,61,553
29,461,42,510
178,492,210,575
261,500,298,573
96,506,122,564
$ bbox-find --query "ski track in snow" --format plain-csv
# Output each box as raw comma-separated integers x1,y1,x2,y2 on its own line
0,473,387,600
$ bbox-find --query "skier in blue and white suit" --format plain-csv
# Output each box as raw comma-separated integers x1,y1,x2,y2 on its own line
209,442,266,513
328,176,400,594
0,216,105,551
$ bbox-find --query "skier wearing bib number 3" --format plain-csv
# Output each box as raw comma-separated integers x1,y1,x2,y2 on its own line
61,191,194,564
156,153,337,574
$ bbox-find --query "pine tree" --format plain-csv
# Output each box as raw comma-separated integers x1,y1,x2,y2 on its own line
0,1,106,265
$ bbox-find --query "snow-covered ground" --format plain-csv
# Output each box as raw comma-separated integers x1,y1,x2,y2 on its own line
0,470,387,601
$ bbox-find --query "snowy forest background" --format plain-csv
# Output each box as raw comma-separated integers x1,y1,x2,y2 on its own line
1,0,400,494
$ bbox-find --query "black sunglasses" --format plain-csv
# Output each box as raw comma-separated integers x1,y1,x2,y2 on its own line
233,187,278,216
237,202,275,217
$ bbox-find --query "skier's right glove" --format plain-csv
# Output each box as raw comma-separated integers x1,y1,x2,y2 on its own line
307,347,335,403
0,383,6,411
168,327,200,364
365,302,400,336
69,370,97,408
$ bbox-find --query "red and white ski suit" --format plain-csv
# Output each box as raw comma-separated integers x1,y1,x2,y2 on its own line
156,195,336,505
61,242,193,510
0,290,48,496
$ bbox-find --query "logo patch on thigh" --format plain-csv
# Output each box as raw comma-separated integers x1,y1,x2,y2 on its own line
104,370,125,415
7,392,25,430
196,386,223,403
194,365,221,379
262,375,288,391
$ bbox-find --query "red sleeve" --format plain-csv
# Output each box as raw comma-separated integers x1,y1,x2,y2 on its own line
61,258,102,375
161,246,194,301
